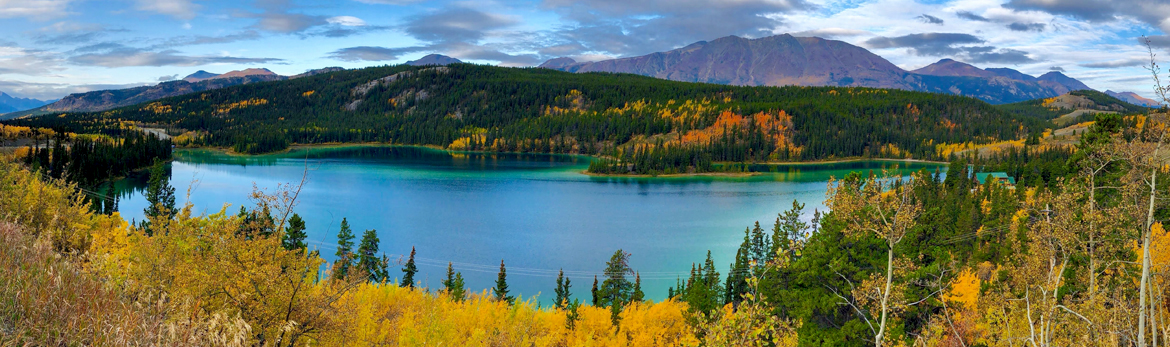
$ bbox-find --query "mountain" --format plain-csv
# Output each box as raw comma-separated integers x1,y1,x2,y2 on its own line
1106,90,1160,107
2,74,286,119
996,90,1147,125
541,34,1092,104
1037,71,1092,95
406,54,461,66
912,58,996,78
291,67,345,79
0,92,52,114
6,63,1044,166
182,70,220,82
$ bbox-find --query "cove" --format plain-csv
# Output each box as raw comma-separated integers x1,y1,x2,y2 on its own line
115,145,944,305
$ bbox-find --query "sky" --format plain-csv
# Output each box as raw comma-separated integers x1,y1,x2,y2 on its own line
0,0,1168,101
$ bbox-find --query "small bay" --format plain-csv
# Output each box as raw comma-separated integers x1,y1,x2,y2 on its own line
116,145,944,305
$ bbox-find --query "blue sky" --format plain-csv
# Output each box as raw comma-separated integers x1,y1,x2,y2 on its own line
0,0,1167,100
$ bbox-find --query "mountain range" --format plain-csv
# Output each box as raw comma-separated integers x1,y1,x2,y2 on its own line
540,34,1104,105
1105,90,1160,107
0,92,53,114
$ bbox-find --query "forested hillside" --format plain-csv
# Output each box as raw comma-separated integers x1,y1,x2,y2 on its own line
995,89,1149,121
6,64,1048,174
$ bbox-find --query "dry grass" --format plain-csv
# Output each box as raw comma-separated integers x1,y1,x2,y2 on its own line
0,218,249,346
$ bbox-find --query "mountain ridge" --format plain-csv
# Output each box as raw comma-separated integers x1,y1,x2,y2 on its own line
541,34,1092,104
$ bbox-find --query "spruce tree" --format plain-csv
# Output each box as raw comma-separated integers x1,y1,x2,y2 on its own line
143,160,175,234
332,218,356,281
631,273,644,303
282,213,307,251
442,262,466,301
494,260,513,304
600,249,633,309
358,229,387,283
401,246,418,288
554,269,572,309
591,276,599,306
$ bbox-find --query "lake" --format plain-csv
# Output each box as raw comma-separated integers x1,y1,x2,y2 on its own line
115,145,943,305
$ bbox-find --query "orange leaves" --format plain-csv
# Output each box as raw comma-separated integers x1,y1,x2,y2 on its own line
676,110,795,150
302,90,315,97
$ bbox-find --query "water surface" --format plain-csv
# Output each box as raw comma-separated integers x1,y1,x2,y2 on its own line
116,146,943,305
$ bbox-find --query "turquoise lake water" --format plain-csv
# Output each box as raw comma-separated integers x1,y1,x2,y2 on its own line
115,145,943,305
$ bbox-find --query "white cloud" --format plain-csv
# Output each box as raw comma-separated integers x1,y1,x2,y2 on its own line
134,0,200,20
0,0,72,20
327,16,366,27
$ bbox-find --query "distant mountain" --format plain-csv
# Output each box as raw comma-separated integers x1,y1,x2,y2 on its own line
1037,71,1092,95
291,67,345,79
406,54,461,66
2,74,285,119
541,34,1093,104
1106,90,1160,107
0,92,52,114
996,90,1147,125
182,70,220,82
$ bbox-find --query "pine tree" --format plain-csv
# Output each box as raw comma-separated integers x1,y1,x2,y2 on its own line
591,276,599,306
600,249,633,310
143,160,175,235
494,260,513,304
400,246,418,288
282,213,307,251
631,273,644,303
357,229,388,283
554,269,572,309
442,262,466,301
332,218,356,281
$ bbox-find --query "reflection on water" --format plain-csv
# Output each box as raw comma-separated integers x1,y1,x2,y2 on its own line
117,145,945,305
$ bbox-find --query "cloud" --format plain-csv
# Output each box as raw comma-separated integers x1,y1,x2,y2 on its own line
134,0,199,20
790,28,870,38
1144,35,1170,50
157,74,179,82
917,14,944,25
1050,66,1065,72
542,0,810,57
327,46,422,62
1080,58,1146,68
864,33,984,56
962,47,1035,64
151,31,263,49
67,44,282,67
251,12,326,33
955,10,990,22
1004,0,1170,32
327,16,366,26
1007,22,1045,32
0,80,151,100
354,0,423,4
865,33,1034,64
0,0,72,20
404,7,517,44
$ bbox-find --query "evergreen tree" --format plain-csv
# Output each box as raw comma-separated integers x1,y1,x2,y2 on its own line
631,273,644,303
600,250,633,308
726,230,751,306
400,246,418,287
332,218,356,281
282,213,307,251
591,276,599,306
554,269,572,309
143,160,175,226
358,229,388,283
442,262,466,301
494,260,513,304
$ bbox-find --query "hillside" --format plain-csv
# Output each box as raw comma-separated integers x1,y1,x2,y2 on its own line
995,90,1148,126
3,75,285,119
541,34,1091,104
6,63,1046,173
1106,90,1161,107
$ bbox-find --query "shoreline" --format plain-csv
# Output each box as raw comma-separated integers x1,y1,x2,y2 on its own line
176,144,947,178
